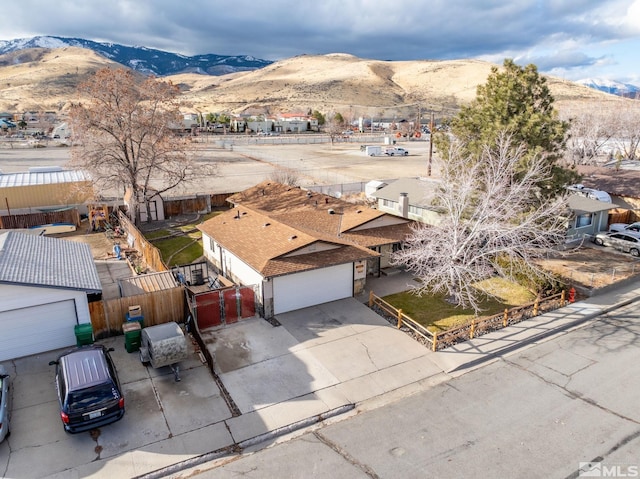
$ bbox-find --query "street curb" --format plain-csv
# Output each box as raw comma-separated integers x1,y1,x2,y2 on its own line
133,404,355,479
448,295,640,373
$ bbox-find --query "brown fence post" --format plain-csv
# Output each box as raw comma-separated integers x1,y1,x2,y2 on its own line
533,299,539,316
561,289,566,306
369,291,374,308
503,308,508,327
432,331,437,352
470,318,475,339
397,309,403,328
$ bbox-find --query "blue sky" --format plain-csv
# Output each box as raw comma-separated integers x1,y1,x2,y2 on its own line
1,0,639,84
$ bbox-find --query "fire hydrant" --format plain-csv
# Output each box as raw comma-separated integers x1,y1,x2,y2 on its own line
568,287,576,303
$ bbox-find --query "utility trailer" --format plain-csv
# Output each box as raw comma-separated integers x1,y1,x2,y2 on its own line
139,322,188,381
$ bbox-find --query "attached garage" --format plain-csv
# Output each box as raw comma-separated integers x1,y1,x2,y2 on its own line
0,231,102,361
273,263,353,314
0,299,79,361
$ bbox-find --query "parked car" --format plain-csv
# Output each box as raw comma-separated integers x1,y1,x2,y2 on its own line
0,364,10,442
608,221,640,234
592,231,640,256
49,345,125,433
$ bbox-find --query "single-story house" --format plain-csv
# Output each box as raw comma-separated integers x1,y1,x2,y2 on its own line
565,195,616,241
373,177,617,241
0,231,102,361
371,177,443,225
198,181,414,318
575,165,640,223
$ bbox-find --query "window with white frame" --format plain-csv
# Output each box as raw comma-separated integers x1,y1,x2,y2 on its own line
575,213,593,228
382,199,397,208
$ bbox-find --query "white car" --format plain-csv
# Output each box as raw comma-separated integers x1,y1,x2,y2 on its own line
608,221,640,234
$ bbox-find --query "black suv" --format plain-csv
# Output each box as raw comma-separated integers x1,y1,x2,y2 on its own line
49,345,125,433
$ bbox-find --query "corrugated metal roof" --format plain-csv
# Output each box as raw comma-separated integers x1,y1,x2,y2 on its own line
0,169,91,188
0,231,102,292
118,271,179,297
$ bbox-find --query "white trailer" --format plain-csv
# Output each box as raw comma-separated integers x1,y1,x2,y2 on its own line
365,145,382,156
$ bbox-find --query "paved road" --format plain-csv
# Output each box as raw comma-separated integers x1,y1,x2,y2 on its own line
177,302,640,479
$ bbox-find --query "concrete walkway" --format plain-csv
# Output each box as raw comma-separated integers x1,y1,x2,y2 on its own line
132,277,640,478
14,275,638,478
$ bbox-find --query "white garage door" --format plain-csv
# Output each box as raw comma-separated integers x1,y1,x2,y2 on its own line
0,300,78,361
273,263,353,314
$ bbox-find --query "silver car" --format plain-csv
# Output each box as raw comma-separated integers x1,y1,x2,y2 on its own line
608,221,640,234
0,364,10,443
592,231,640,256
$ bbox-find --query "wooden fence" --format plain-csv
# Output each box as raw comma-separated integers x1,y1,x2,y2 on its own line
118,211,168,272
89,287,185,338
0,208,80,229
368,290,567,352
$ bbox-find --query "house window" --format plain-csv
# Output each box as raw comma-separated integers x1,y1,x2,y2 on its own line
575,213,593,228
209,238,216,252
409,205,420,215
382,199,397,209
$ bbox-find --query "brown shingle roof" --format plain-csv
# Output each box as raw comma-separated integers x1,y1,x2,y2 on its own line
200,181,417,277
575,166,640,199
197,206,378,277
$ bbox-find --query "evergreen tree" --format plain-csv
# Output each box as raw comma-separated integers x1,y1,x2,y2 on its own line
438,59,579,195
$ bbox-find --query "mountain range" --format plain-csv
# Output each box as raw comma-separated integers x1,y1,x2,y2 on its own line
0,37,632,117
0,36,272,76
575,78,640,99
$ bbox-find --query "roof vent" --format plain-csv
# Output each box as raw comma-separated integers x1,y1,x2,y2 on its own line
328,208,335,215
289,235,297,240
263,222,271,227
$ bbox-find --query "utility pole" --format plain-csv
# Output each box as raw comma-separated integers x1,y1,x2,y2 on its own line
428,111,434,176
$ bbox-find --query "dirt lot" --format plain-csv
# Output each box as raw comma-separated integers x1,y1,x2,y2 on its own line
535,244,640,290
5,141,637,292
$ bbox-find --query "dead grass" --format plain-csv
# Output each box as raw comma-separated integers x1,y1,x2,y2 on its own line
384,277,535,332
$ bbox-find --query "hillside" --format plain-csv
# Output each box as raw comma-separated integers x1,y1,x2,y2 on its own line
0,47,625,118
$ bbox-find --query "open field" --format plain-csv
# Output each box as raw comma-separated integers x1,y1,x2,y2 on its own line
0,136,438,196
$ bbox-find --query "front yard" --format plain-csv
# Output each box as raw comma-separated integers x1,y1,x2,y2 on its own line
383,276,536,332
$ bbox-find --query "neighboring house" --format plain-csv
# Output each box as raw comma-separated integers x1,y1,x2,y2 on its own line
0,231,102,361
198,181,414,318
0,167,94,216
575,165,640,223
372,177,443,225
373,177,615,241
565,195,614,241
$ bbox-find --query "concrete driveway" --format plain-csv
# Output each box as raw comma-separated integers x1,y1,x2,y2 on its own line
0,297,446,478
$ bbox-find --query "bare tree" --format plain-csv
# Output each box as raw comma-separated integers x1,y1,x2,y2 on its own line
392,133,569,314
561,106,616,165
609,102,640,161
69,68,212,225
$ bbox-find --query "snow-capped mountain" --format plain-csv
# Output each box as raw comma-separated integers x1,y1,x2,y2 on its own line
576,78,640,98
0,36,272,76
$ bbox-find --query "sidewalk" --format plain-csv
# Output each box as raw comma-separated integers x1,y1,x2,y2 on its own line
131,278,640,478
40,276,640,479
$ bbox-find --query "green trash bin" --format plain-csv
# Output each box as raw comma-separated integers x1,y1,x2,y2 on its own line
74,323,94,346
123,322,142,353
